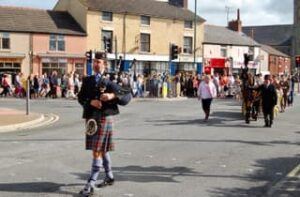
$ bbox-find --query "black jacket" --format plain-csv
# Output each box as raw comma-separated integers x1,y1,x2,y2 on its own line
78,75,131,119
259,84,277,108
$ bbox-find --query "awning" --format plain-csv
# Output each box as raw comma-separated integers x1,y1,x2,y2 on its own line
36,53,86,59
0,52,25,59
210,58,225,68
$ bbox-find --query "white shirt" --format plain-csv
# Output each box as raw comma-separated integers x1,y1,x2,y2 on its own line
198,81,217,99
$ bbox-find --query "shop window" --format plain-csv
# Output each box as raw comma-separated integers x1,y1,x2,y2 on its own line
42,62,66,77
183,37,193,54
4,63,12,68
140,33,150,52
0,33,10,50
102,12,113,21
13,63,20,68
49,35,65,51
141,16,150,26
75,63,84,76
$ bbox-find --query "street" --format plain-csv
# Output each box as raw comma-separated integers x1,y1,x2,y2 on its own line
0,98,299,197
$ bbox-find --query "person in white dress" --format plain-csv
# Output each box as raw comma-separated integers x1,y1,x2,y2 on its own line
198,75,217,122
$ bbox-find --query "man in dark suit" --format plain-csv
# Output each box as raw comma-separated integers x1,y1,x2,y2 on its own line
260,75,277,128
78,52,131,196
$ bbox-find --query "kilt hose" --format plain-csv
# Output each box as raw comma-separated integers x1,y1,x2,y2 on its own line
85,116,114,152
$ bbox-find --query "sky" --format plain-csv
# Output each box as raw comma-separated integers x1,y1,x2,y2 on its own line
0,0,294,26
189,0,294,26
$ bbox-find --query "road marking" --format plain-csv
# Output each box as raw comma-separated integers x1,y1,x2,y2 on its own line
266,163,300,196
287,163,300,177
123,194,134,197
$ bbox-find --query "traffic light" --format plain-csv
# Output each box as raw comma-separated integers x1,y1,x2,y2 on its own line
171,44,179,60
86,50,93,62
103,37,112,53
296,56,300,67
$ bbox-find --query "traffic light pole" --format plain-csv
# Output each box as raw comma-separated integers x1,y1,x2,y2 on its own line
193,0,197,70
169,42,172,76
114,36,118,72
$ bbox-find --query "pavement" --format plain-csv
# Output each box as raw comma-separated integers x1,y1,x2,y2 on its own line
0,107,58,133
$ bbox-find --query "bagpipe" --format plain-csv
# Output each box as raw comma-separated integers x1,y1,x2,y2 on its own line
85,55,133,136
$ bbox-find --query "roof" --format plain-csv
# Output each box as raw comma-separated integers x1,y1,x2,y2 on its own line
204,25,260,46
260,44,290,57
83,0,205,22
0,6,86,36
243,25,293,46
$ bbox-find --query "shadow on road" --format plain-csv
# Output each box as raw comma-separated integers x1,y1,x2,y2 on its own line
209,155,300,197
73,165,250,184
115,137,300,147
146,110,264,128
0,182,81,196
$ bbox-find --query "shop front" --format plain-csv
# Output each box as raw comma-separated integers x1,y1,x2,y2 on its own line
107,54,202,77
204,58,228,75
34,54,86,77
0,53,25,84
232,61,259,75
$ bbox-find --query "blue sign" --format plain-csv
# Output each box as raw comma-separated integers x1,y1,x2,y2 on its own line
86,60,92,76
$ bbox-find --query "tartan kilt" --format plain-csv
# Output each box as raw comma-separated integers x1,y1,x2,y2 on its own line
85,116,114,152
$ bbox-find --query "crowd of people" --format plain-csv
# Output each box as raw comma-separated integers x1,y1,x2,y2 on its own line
0,70,298,107
0,71,83,99
196,71,297,126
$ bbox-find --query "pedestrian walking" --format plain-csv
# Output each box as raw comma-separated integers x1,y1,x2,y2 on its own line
279,76,289,112
77,52,131,196
198,75,217,122
0,74,10,97
259,75,278,128
288,75,295,106
33,74,40,99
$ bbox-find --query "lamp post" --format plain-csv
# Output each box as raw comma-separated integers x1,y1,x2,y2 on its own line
193,0,197,71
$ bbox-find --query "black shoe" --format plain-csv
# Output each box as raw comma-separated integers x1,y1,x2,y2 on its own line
79,187,94,196
96,177,115,188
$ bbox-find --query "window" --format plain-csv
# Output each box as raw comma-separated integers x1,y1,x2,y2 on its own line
141,16,150,26
101,30,113,53
183,36,193,54
184,21,193,29
247,47,255,61
102,11,113,21
0,33,10,50
140,33,150,52
49,35,65,51
220,45,227,57
57,35,65,51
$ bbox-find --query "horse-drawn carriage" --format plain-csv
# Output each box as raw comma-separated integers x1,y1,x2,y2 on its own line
240,55,262,124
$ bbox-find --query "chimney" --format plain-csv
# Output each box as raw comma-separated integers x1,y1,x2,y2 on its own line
168,0,187,8
183,0,188,8
228,8,242,32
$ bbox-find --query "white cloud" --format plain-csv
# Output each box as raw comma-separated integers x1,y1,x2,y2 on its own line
189,0,293,26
